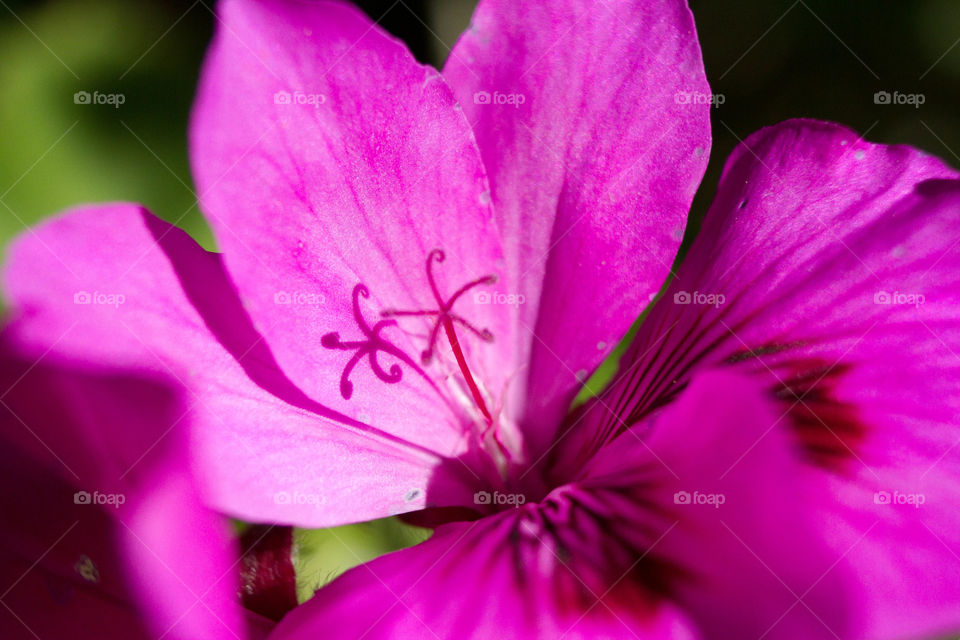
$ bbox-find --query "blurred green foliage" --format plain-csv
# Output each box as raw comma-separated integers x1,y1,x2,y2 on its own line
293,518,430,603
0,0,212,253
1,0,959,593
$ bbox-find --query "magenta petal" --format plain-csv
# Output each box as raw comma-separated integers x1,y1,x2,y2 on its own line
190,0,515,434
581,120,960,637
273,371,853,640
0,444,153,639
269,512,701,640
0,347,249,639
286,364,811,640
591,120,958,449
444,0,712,451
121,475,245,640
2,204,458,527
583,369,854,639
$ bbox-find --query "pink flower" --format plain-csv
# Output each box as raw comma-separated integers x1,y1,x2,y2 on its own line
0,342,273,639
3,0,960,638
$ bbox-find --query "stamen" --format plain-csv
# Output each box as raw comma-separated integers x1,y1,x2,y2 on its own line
321,284,424,400
381,248,498,423
443,316,493,423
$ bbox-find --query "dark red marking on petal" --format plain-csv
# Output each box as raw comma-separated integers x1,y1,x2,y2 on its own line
726,344,867,471
725,341,805,364
506,487,690,627
238,525,298,622
772,359,867,473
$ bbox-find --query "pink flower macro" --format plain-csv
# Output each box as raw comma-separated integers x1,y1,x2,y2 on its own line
3,0,960,638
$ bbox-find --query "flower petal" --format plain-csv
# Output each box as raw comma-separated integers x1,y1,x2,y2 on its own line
2,204,471,527
0,347,252,639
582,369,853,639
0,459,156,639
272,370,850,639
571,120,960,637
443,0,712,451
190,0,515,437
270,513,700,640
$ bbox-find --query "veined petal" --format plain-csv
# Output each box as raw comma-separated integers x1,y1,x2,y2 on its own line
2,204,473,527
190,0,515,442
570,120,960,638
444,0,712,453
582,370,852,639
270,512,700,640
272,371,849,639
